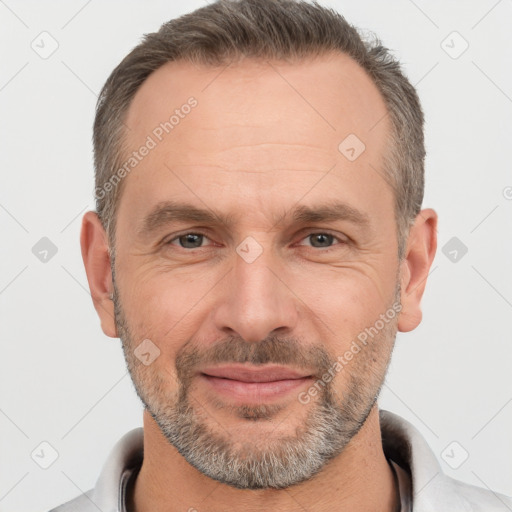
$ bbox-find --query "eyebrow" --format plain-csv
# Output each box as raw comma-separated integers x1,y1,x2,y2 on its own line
137,199,371,238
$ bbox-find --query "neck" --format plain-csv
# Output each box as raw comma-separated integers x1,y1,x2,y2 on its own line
128,404,399,512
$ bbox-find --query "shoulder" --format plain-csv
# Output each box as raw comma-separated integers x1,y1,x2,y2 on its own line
47,428,143,512
380,409,512,511
438,475,512,511
47,489,99,512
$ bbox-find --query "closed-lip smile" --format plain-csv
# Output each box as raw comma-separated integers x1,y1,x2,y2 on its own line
200,364,312,382
199,364,314,403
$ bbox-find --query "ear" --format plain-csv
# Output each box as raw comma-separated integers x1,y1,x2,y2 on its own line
80,211,118,338
398,208,438,332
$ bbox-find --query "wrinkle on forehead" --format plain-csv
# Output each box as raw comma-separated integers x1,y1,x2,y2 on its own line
123,52,390,163
116,53,394,242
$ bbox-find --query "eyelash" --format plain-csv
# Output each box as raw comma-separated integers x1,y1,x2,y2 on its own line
164,230,347,251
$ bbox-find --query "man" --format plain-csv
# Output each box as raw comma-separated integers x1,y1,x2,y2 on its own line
50,0,511,510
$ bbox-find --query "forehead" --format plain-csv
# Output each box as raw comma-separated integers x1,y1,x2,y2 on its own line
118,52,393,231
124,52,390,159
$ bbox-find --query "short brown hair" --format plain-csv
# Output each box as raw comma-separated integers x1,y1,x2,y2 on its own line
93,0,425,258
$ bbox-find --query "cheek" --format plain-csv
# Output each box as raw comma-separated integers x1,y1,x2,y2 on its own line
119,266,216,352
292,266,393,340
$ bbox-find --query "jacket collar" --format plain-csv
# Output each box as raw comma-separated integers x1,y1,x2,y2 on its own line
89,409,510,512
380,410,511,511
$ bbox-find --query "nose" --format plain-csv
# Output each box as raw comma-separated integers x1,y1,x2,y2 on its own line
212,242,299,343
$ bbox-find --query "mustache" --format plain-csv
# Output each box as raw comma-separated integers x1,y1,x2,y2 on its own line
175,334,334,382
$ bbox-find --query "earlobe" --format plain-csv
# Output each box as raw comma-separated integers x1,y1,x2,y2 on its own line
80,211,118,338
397,208,438,333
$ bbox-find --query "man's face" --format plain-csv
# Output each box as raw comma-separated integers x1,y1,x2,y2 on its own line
112,53,401,489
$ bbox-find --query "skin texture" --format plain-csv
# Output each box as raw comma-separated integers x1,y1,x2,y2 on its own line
81,52,437,512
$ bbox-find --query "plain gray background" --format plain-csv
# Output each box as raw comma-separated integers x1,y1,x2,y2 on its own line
1,1,511,511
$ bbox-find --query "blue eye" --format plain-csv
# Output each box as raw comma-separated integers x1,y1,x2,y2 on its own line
168,233,209,249
298,232,344,249
306,233,336,248
164,231,345,251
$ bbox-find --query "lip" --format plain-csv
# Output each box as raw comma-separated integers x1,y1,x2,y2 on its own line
200,364,312,382
199,364,314,403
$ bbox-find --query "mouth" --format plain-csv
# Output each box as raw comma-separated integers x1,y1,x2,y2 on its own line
198,364,314,403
